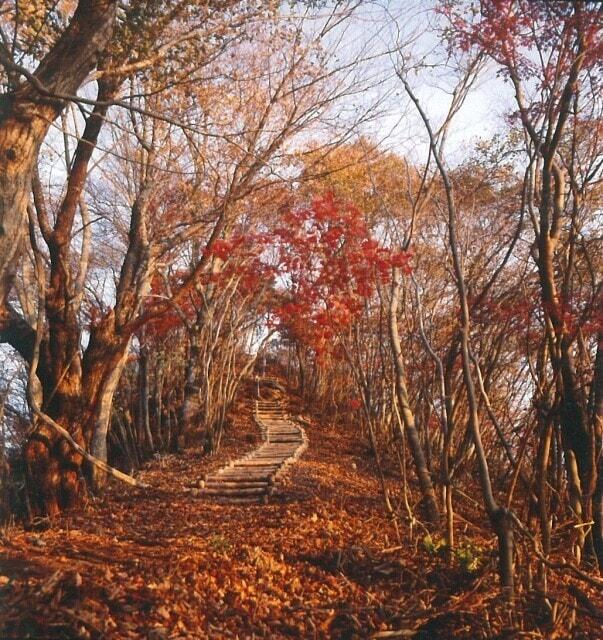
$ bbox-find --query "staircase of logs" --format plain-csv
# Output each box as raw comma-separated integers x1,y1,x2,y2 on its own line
200,395,307,504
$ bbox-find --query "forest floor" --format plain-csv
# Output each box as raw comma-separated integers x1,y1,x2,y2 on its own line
1,385,602,639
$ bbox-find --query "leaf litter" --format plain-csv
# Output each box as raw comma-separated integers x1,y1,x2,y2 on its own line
1,393,601,639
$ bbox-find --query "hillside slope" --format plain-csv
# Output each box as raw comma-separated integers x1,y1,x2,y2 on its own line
1,385,601,639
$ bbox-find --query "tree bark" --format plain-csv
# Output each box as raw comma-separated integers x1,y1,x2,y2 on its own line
590,332,603,569
389,268,440,526
138,345,154,454
0,0,117,305
88,348,131,492
180,333,201,448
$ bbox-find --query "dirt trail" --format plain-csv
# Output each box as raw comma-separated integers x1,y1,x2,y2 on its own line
0,390,405,639
1,385,601,639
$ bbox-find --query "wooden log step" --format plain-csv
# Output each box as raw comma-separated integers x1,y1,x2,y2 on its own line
212,496,265,504
208,467,272,480
204,480,270,489
259,443,299,448
233,460,282,473
257,443,297,448
233,462,281,468
204,487,267,496
249,451,293,456
256,450,297,455
265,424,297,428
248,451,292,457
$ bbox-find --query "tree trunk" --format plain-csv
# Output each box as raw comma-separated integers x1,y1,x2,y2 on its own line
138,346,154,454
296,342,306,395
88,348,130,492
388,268,440,526
180,333,201,447
154,363,165,452
591,332,603,569
0,0,117,304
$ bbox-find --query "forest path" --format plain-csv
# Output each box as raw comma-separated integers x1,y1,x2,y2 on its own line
1,390,408,639
201,394,308,503
6,380,568,639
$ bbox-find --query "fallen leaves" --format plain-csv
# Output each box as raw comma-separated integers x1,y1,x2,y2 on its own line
1,391,602,639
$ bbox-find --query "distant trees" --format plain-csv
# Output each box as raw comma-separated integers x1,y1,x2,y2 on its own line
0,1,377,516
445,0,603,572
0,0,600,601
265,0,601,598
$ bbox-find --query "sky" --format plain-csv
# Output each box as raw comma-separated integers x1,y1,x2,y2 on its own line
307,0,516,165
0,0,521,427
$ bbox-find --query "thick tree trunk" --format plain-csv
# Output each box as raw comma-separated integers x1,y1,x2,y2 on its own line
180,333,201,447
0,0,117,304
88,348,131,492
24,321,84,517
9,0,118,518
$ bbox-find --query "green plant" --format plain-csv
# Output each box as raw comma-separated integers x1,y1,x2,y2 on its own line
454,542,483,573
422,534,448,557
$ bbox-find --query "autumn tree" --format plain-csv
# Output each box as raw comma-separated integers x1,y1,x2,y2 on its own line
444,0,603,570
0,2,378,516
0,0,118,309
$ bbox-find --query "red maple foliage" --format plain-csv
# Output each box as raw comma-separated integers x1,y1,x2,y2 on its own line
272,193,411,357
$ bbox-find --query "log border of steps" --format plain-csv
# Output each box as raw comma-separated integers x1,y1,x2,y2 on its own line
197,393,308,504
252,401,309,490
